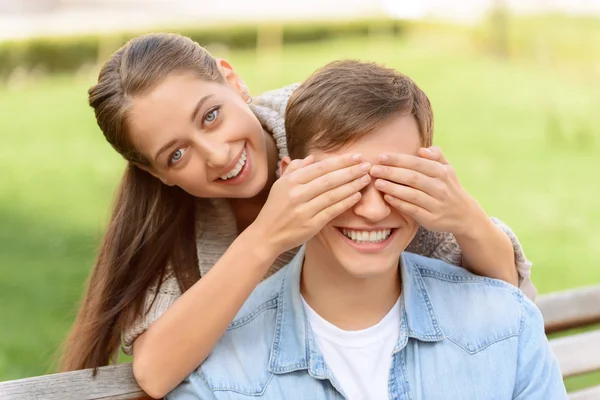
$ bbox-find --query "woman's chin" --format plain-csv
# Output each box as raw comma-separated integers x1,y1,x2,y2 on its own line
225,173,269,199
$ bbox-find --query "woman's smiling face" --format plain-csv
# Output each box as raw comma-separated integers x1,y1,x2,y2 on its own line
126,71,271,199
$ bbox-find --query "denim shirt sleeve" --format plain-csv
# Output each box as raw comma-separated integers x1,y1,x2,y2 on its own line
167,371,217,400
513,299,567,399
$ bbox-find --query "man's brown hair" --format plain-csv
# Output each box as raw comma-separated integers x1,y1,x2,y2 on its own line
285,60,433,159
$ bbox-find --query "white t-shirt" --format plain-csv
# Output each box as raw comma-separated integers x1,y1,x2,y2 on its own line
301,296,401,400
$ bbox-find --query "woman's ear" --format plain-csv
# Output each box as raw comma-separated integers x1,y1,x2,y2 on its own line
280,156,292,177
216,58,250,99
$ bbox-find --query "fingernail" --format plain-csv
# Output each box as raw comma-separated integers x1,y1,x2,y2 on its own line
360,162,371,171
361,175,370,183
380,154,389,162
352,154,362,162
375,179,386,188
422,148,432,155
371,166,381,175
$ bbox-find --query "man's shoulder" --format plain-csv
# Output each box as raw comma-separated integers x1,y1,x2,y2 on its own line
230,263,289,326
403,252,533,345
405,252,523,297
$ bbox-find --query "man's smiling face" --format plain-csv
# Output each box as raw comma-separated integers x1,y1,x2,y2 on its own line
306,113,421,278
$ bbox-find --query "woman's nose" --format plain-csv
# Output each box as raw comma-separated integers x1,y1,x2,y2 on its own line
195,137,230,169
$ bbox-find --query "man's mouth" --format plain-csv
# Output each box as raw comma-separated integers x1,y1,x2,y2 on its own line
339,228,393,244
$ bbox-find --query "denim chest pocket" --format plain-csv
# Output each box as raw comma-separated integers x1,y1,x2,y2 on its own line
444,324,519,354
206,374,275,396
427,279,523,354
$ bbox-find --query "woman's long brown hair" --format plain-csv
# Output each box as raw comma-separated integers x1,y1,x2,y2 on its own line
60,33,224,371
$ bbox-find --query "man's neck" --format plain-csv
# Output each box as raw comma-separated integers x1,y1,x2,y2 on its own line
300,243,402,331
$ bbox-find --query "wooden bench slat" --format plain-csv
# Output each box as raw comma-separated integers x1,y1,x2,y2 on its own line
550,330,600,378
569,385,600,400
0,364,148,400
537,284,600,333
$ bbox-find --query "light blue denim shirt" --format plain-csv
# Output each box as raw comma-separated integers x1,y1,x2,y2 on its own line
168,246,566,400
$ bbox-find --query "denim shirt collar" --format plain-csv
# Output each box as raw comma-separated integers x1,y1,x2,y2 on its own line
267,245,328,379
268,246,445,376
394,252,446,352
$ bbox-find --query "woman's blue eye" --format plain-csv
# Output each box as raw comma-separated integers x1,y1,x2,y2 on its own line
170,148,186,164
204,108,218,123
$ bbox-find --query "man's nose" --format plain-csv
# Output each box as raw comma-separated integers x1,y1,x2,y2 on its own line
352,183,391,222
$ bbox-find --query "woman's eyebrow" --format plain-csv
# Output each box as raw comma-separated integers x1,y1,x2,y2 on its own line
190,94,215,122
154,139,178,162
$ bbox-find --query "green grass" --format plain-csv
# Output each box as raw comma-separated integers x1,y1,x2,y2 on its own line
1,28,599,390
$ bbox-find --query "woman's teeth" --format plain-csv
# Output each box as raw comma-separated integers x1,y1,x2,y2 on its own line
220,148,247,180
341,229,392,243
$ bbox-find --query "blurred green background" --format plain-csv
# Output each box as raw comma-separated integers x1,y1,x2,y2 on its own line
0,7,599,393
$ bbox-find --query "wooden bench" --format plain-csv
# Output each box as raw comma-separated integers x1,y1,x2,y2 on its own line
1,284,599,400
537,284,600,400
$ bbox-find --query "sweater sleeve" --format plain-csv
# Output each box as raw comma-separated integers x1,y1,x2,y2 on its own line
121,273,181,355
405,217,537,301
252,82,300,117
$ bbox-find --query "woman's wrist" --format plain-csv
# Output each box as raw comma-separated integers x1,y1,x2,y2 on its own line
452,200,490,242
237,224,280,268
453,209,518,285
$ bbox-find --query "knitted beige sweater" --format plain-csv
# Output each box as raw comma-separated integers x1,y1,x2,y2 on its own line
122,84,535,353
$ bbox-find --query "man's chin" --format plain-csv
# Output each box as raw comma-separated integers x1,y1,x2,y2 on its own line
337,253,401,279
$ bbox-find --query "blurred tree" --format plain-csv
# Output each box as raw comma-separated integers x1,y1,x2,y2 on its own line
256,23,283,88
488,0,510,59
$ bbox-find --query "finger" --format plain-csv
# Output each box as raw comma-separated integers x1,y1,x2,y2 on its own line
307,174,371,215
419,146,449,165
370,165,440,196
302,155,315,166
291,153,363,184
378,153,444,178
374,179,437,212
383,194,431,222
281,155,314,177
313,192,362,227
301,161,371,201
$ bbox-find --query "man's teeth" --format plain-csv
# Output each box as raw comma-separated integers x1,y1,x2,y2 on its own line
220,149,247,180
341,229,392,243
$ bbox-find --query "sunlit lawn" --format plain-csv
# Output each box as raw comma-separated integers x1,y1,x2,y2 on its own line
1,30,599,390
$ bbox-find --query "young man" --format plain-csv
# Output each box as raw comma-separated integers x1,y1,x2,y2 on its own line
168,61,566,400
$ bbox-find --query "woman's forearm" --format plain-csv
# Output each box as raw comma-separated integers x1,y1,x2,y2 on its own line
132,228,278,399
454,207,518,286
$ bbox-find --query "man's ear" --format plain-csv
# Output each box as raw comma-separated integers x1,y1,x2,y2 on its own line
133,162,173,186
280,156,292,177
216,58,249,97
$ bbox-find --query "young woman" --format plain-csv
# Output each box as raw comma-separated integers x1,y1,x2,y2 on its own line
60,33,534,398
